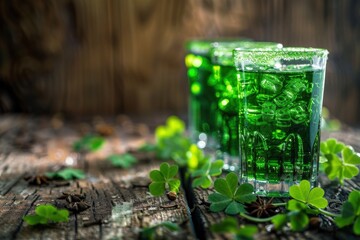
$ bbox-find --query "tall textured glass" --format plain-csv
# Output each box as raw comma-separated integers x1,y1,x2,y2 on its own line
211,42,282,171
185,39,250,152
234,48,328,196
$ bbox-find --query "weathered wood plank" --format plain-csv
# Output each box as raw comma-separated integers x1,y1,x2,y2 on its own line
0,115,195,240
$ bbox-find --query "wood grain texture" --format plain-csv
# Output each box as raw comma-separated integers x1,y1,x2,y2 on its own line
0,115,194,240
0,0,359,124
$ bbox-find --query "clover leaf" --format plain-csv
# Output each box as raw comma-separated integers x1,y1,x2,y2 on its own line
107,153,137,168
271,209,309,231
73,135,105,152
271,214,288,230
211,217,258,240
208,172,256,215
23,204,69,225
191,160,224,188
46,168,86,180
289,180,328,209
320,139,360,185
140,221,180,240
335,190,360,235
138,143,157,152
149,162,180,196
271,180,329,232
154,117,191,163
320,138,345,155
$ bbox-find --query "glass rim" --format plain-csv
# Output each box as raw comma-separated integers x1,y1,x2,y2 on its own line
234,47,329,55
213,42,282,52
185,38,252,55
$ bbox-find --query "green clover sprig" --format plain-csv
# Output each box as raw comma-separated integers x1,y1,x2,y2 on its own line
335,190,360,235
149,162,181,196
107,153,137,168
271,180,329,231
73,135,106,152
320,138,360,184
191,159,223,188
211,217,258,240
46,168,85,180
23,204,69,226
208,172,256,215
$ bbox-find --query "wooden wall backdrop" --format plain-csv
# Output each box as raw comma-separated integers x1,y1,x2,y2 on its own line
0,0,359,124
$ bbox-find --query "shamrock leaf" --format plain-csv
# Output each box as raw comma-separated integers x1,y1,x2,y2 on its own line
149,163,180,196
208,172,256,215
138,143,157,152
186,144,210,170
191,160,224,189
271,214,288,230
73,135,105,152
140,221,180,240
107,153,137,168
23,204,69,225
46,168,86,180
320,139,360,185
272,180,330,232
288,211,309,231
335,190,360,235
271,209,309,231
320,138,345,155
211,217,258,240
154,117,191,163
289,180,328,209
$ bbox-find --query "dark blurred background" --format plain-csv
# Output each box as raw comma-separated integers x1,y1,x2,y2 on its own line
0,0,359,125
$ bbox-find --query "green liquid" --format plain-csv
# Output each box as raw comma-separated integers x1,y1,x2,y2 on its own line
239,69,325,196
213,65,240,169
185,53,218,147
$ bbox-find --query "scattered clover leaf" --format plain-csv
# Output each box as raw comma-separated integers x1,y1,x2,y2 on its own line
211,217,258,240
138,143,157,152
23,204,69,226
191,160,223,188
107,153,137,168
271,209,309,231
272,180,329,232
335,190,360,235
320,138,345,155
149,162,180,196
46,168,86,180
208,172,256,215
271,214,288,230
289,180,328,209
320,138,360,184
73,135,105,152
154,116,191,163
140,221,180,240
182,144,208,170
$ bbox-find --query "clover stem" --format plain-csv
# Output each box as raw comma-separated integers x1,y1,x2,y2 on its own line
272,202,286,207
318,208,340,218
239,213,274,222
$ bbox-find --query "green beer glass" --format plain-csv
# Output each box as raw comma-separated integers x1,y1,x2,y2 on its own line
234,47,328,196
210,42,282,171
185,39,250,151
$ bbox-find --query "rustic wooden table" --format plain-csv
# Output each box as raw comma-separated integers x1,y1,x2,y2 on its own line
0,115,359,240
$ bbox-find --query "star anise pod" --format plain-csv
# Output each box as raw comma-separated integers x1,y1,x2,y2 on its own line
57,192,86,203
24,175,50,185
66,201,91,213
245,196,279,218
